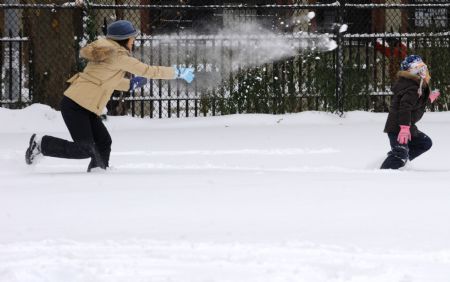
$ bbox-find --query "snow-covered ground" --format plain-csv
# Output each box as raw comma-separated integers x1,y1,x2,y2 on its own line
1,104,450,282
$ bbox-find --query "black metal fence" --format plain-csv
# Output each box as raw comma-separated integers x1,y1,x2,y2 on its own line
1,1,450,118
0,31,31,108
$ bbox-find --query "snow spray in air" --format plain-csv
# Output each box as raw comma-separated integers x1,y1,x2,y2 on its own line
134,12,337,89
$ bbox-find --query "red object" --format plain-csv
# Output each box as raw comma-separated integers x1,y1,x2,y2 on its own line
375,40,408,60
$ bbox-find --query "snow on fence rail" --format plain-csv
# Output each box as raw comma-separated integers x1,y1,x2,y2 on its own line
4,2,450,10
0,37,29,42
0,3,341,10
344,3,450,9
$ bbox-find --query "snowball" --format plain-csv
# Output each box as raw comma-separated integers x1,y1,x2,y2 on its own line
307,12,316,20
339,24,348,33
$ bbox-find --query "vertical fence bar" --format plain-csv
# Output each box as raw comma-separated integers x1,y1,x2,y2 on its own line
381,37,386,94
355,37,362,108
348,36,354,110
405,36,410,54
251,38,257,113
272,61,279,114
372,37,378,99
139,36,144,118
237,40,241,113
364,40,371,109
413,36,418,55
184,39,189,117
288,57,295,112
429,34,435,111
167,43,172,118
176,38,180,117
298,55,303,112
263,63,268,112
149,39,154,118
202,39,207,117
8,30,13,102
19,35,23,104
211,39,216,116
28,39,34,102
131,80,135,117
365,39,370,110
131,88,136,117
335,3,344,115
229,39,233,114
0,39,3,104
442,34,450,111
158,40,162,118
219,38,224,115
383,35,394,96
194,38,198,117
280,57,286,113
130,40,136,117
307,51,313,109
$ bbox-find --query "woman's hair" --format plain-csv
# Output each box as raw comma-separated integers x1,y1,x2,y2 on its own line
114,38,131,51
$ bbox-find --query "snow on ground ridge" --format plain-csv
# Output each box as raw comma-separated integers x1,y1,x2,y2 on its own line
1,240,450,282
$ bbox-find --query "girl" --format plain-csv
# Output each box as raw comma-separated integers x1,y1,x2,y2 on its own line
381,55,440,169
25,20,195,172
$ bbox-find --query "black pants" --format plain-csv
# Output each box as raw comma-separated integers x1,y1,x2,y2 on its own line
40,96,112,169
380,131,432,169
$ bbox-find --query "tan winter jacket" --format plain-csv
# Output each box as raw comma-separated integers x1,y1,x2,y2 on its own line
64,38,175,115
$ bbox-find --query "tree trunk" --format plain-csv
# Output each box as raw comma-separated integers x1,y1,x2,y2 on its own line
400,0,409,33
24,0,79,109
0,8,4,36
372,0,386,33
140,0,153,34
115,0,124,20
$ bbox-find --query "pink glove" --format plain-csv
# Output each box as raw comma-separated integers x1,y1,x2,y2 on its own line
429,89,440,103
397,125,411,145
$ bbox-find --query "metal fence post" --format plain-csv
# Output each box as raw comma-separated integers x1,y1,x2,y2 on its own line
18,29,22,105
8,29,13,102
335,1,345,116
0,38,2,104
28,38,34,103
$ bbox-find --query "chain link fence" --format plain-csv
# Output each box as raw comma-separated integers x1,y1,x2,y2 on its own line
1,0,450,117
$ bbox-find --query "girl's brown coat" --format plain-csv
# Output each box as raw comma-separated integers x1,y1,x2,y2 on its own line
384,71,430,136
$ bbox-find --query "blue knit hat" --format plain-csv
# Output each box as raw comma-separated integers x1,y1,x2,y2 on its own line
400,55,423,71
400,54,431,96
106,20,138,40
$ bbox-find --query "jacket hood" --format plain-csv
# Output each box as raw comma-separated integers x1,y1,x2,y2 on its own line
397,70,430,86
394,70,430,98
80,38,129,62
397,71,421,82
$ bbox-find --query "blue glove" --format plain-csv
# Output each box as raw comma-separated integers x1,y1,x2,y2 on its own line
174,66,195,83
129,76,148,91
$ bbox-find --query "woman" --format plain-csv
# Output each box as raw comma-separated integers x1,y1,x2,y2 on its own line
380,55,440,169
25,20,195,172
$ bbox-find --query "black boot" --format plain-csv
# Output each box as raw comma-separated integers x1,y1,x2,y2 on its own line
380,144,409,170
86,145,107,172
25,134,42,165
380,156,407,169
87,158,107,172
